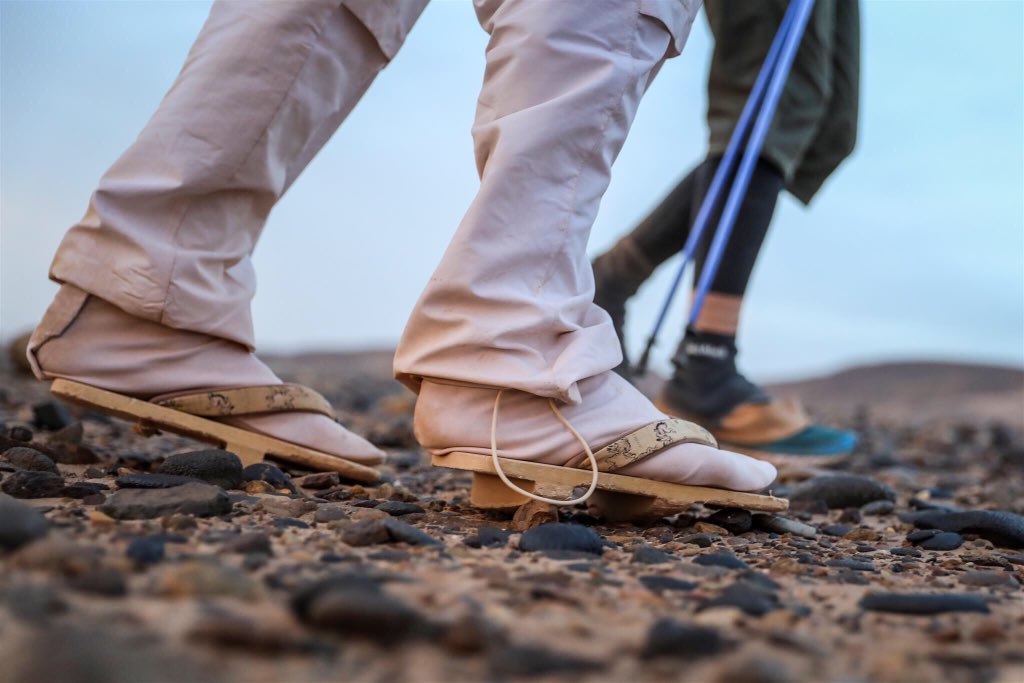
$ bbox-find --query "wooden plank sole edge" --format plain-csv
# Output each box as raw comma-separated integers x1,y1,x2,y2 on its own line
50,379,380,483
432,451,788,513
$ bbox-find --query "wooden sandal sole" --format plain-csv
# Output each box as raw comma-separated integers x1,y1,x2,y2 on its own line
432,451,788,513
50,379,380,482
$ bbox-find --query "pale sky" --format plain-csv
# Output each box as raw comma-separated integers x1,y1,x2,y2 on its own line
2,0,1022,382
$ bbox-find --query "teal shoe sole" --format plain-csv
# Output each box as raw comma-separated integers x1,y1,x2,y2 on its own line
722,425,857,468
752,425,858,457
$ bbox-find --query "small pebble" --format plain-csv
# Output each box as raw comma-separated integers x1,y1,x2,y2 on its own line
519,523,604,556
918,532,963,551
642,619,728,659
159,450,243,489
693,551,749,570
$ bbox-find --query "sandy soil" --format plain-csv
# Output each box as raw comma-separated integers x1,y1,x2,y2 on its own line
1,352,1021,683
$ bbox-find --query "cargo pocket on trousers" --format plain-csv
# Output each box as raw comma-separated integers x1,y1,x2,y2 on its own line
639,0,701,57
341,0,429,60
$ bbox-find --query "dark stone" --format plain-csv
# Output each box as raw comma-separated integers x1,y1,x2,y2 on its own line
912,510,1024,549
890,547,922,558
82,493,106,506
642,618,727,659
859,592,990,615
706,508,753,535
489,644,604,677
464,526,511,548
291,574,390,620
60,482,108,499
126,535,166,566
918,532,963,551
862,500,896,516
788,474,895,509
693,551,749,570
825,558,875,572
519,523,605,556
68,568,127,597
223,532,273,555
1,470,64,498
100,482,232,519
300,587,428,644
340,518,440,547
821,524,852,537
8,425,33,442
0,493,49,550
907,529,940,543
159,450,243,489
632,544,675,565
638,575,698,593
1,447,58,474
295,472,340,490
340,519,391,547
700,580,782,616
116,473,202,489
382,518,441,546
375,501,425,517
242,462,297,493
679,533,718,548
32,401,72,431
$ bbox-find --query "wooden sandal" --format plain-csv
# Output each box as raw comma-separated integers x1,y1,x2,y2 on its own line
50,379,380,482
432,390,787,515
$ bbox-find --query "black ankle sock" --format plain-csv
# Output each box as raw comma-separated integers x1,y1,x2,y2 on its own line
664,328,768,418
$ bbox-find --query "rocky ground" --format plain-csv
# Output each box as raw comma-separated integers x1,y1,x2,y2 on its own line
1,351,1022,683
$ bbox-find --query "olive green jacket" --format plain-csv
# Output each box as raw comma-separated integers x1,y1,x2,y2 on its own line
705,0,860,204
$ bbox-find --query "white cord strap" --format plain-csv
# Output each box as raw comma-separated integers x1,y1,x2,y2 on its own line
489,389,601,506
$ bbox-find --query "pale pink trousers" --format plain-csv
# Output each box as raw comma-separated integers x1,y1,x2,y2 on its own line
49,0,699,405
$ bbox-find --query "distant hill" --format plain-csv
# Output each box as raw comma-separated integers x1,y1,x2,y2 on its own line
765,361,1024,426
262,352,1023,428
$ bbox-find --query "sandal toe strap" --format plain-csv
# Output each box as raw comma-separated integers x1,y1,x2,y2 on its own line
152,384,336,418
565,418,717,472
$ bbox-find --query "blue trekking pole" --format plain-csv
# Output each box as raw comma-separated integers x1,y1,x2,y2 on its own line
634,0,815,375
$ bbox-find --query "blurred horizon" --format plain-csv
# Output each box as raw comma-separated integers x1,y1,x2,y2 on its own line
2,0,1022,384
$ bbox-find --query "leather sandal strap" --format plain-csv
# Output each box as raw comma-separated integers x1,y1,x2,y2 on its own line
564,418,717,473
152,384,336,418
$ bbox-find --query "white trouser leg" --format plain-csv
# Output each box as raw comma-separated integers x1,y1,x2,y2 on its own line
49,0,426,349
395,0,695,404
